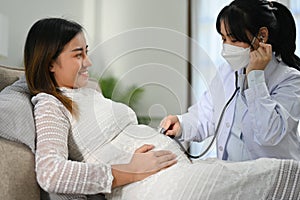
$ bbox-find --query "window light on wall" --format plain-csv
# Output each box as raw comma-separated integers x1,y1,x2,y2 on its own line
0,13,8,58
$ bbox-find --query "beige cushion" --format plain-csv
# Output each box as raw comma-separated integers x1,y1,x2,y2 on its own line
0,65,24,91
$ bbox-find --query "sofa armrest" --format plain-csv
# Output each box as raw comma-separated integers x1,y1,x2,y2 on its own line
0,137,40,200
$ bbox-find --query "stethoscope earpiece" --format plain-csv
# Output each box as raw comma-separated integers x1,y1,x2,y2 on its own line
259,36,265,43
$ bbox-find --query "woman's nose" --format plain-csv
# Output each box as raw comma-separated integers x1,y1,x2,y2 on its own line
83,56,92,68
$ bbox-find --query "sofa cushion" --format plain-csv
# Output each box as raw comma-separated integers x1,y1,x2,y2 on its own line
0,75,36,152
0,65,24,91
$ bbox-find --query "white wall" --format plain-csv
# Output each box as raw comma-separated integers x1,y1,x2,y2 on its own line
0,0,90,67
278,0,289,6
91,0,188,125
0,0,189,126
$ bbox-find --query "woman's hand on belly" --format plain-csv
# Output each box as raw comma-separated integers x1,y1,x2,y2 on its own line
130,144,178,174
111,144,177,188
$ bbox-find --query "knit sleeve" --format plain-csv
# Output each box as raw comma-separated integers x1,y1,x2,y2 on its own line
32,93,114,194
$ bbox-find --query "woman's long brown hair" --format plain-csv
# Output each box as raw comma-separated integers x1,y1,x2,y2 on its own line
24,18,83,116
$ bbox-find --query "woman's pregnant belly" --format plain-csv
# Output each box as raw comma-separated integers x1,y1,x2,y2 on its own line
84,124,190,165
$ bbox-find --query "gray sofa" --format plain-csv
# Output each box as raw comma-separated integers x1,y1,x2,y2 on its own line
0,65,104,200
0,65,40,200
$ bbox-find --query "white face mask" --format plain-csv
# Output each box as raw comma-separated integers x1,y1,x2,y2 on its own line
221,43,250,71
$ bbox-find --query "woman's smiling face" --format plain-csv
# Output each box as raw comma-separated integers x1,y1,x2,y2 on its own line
50,32,92,88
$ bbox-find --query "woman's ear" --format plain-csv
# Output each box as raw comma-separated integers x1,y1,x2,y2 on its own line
258,27,269,43
50,59,58,72
49,64,55,72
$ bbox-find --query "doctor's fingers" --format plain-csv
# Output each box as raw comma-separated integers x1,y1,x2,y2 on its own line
160,115,179,129
165,123,181,137
257,43,272,59
259,42,272,51
251,52,271,70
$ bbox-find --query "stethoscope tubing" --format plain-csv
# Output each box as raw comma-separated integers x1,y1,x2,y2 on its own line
162,71,240,159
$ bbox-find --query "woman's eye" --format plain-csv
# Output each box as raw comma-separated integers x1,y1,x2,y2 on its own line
76,54,82,58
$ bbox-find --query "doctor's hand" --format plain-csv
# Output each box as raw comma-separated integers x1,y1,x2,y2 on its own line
246,42,272,75
111,144,177,188
159,115,181,138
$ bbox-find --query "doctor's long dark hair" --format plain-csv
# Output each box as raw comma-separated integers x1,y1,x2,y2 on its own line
24,18,83,116
216,0,300,71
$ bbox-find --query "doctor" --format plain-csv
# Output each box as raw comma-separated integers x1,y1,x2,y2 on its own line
160,0,300,161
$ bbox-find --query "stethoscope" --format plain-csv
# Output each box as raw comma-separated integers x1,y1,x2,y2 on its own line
160,71,240,159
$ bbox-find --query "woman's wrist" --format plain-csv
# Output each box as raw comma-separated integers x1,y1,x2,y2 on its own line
111,164,135,188
111,163,155,188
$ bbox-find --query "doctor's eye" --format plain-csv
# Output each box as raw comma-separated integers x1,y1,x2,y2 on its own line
229,36,238,43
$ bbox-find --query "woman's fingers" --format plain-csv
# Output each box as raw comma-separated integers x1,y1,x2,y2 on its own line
130,148,177,174
153,150,174,157
153,150,177,168
154,150,177,161
135,144,154,153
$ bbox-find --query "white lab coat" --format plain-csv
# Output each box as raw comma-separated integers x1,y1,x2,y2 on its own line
179,55,300,160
